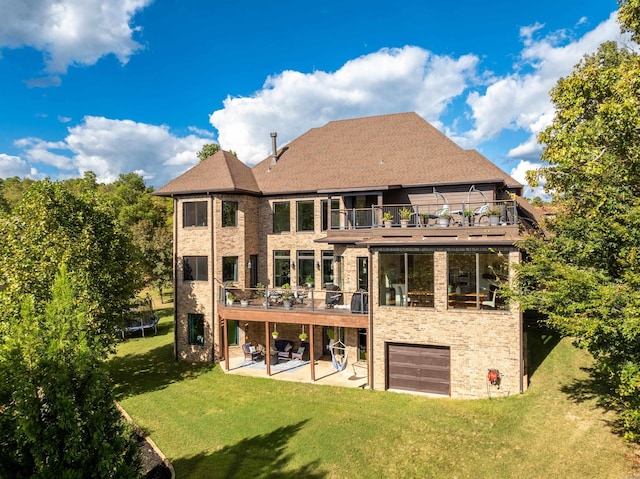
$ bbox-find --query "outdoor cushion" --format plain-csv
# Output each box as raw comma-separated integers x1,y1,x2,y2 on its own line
284,343,292,352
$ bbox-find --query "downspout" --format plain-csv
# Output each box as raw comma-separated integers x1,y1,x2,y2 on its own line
368,246,374,390
210,194,216,362
173,196,178,360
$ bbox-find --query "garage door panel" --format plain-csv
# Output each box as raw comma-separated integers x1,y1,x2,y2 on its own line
387,344,450,395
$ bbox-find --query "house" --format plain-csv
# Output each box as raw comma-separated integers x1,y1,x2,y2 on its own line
154,112,541,399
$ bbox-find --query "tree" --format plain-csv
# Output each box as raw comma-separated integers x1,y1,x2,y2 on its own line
517,2,640,441
197,143,220,162
0,180,143,353
0,266,141,477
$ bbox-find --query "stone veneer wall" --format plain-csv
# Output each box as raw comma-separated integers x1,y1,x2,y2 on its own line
370,250,524,399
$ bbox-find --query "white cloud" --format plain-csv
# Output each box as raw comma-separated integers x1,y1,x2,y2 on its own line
12,116,210,186
464,11,623,148
210,46,479,164
0,153,30,178
0,0,152,75
510,160,548,199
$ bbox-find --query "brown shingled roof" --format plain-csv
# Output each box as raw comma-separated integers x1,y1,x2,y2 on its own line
154,150,260,196
252,112,520,194
155,112,521,196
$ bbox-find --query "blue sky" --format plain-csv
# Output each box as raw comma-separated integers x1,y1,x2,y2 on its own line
0,0,626,195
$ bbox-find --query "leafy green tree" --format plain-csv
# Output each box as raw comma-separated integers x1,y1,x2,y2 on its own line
0,266,141,478
518,3,640,441
197,143,220,162
0,180,143,352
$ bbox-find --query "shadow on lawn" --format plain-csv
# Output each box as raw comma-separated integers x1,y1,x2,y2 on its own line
108,343,215,400
172,420,327,479
527,323,561,379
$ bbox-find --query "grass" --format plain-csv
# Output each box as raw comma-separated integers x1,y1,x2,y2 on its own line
109,307,639,479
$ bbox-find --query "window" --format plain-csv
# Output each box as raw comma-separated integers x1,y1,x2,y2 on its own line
447,251,508,310
222,256,238,282
183,256,208,281
273,202,290,233
322,199,340,231
297,250,315,286
183,201,207,227
274,250,291,287
222,201,238,227
188,313,204,345
379,252,434,307
227,320,239,346
321,250,334,287
297,200,314,232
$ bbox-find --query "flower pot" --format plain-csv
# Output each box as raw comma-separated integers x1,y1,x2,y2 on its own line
489,215,500,226
283,300,292,310
240,300,249,307
400,219,409,228
437,217,450,227
299,334,308,341
272,332,279,339
384,220,392,228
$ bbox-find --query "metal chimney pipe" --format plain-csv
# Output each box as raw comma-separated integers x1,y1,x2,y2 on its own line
270,132,278,164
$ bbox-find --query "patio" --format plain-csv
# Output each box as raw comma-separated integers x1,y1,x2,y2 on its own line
221,354,368,389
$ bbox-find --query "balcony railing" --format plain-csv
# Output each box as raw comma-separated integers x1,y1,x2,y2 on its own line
329,200,518,230
220,285,369,314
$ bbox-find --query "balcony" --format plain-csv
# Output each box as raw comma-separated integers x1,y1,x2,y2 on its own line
219,285,369,329
328,199,518,230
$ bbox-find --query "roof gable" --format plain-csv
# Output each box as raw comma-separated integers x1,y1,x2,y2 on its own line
251,112,520,194
154,150,260,196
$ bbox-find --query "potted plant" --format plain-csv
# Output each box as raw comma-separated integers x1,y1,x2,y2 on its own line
399,207,412,227
304,275,314,288
237,290,251,307
272,330,279,339
326,328,334,340
419,213,430,227
487,207,502,226
437,211,451,227
299,332,308,340
463,209,474,226
381,211,393,227
226,291,237,306
281,283,294,310
255,282,268,307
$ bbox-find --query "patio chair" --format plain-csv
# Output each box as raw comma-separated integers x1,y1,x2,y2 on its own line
325,284,343,308
242,343,263,362
291,341,309,361
482,287,499,309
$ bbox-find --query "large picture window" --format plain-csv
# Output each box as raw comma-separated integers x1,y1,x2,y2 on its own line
188,313,204,345
322,199,340,231
274,250,291,287
183,256,208,281
297,200,314,232
273,202,290,233
321,250,334,287
183,201,207,227
447,251,508,310
379,252,434,307
222,256,238,283
222,201,238,227
297,250,315,286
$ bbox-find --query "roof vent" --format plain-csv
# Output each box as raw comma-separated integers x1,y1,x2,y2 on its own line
270,132,278,164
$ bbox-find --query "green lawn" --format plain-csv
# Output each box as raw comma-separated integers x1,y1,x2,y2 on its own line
109,307,639,479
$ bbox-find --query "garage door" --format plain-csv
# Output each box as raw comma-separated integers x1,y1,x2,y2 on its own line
387,343,450,395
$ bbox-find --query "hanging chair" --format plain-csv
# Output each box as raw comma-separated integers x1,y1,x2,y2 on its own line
330,340,349,372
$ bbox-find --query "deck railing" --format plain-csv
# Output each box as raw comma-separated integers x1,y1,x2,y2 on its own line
329,200,517,229
219,284,369,314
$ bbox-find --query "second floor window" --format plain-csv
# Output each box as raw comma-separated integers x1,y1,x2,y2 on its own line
273,202,290,233
222,256,238,282
183,201,207,227
222,201,238,227
184,256,208,281
297,200,314,232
